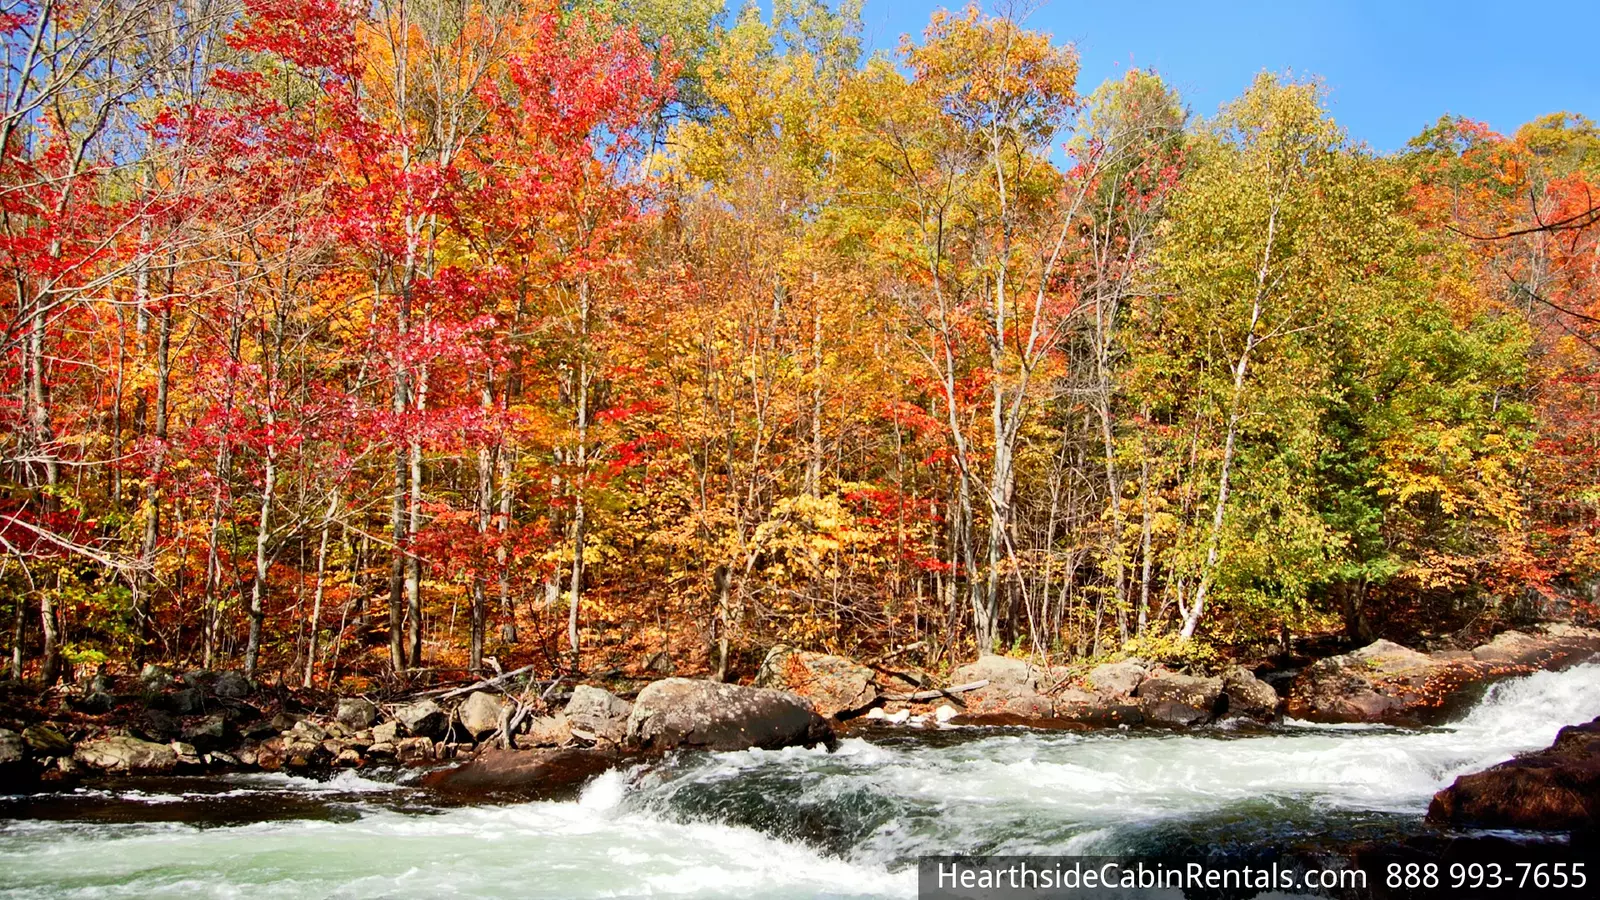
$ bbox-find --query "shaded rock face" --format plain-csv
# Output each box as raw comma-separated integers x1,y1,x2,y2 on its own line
1428,716,1600,833
756,648,878,718
335,698,379,729
951,655,1038,691
564,686,631,744
421,748,621,801
73,736,177,774
1288,629,1600,725
625,678,836,753
395,699,448,739
458,692,508,740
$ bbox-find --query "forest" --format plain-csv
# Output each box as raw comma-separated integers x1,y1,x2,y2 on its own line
1,0,1596,691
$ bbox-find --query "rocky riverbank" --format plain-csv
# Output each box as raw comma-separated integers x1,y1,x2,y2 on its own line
2,623,1596,801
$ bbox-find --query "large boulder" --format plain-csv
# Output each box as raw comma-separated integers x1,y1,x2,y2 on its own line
516,713,573,748
395,699,449,739
335,698,379,729
1428,716,1600,832
21,725,71,756
421,748,621,801
1288,639,1480,725
625,678,835,753
756,647,878,718
951,655,1038,691
73,736,177,774
1085,660,1147,699
457,692,509,741
0,729,24,766
1291,630,1600,725
1135,674,1223,710
564,686,631,745
212,670,252,699
1220,667,1280,721
961,683,1055,719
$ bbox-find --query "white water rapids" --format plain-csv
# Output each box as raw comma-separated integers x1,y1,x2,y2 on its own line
2,663,1598,899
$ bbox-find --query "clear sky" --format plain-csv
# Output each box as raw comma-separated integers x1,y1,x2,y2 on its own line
846,1,1600,153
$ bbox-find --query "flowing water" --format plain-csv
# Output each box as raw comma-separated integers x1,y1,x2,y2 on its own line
3,663,1598,899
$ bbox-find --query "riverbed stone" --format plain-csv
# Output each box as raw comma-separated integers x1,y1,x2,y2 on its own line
963,683,1054,719
372,721,400,744
1086,661,1147,699
336,698,380,729
395,699,448,739
73,736,177,773
756,647,878,718
458,691,509,740
1428,715,1600,831
625,678,835,753
564,686,631,744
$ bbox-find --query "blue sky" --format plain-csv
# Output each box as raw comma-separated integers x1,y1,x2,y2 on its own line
843,1,1600,153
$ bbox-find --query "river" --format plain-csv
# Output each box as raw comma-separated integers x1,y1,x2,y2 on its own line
3,663,1597,899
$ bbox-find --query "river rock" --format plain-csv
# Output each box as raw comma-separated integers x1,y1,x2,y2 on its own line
336,698,379,729
212,671,252,699
962,683,1054,719
625,678,835,753
421,748,622,800
73,736,177,773
22,725,71,756
517,713,573,748
951,655,1038,691
1221,667,1280,720
1428,716,1600,832
458,691,509,740
1285,636,1556,725
1138,673,1223,708
372,721,400,744
756,647,878,718
1052,701,1145,728
1086,661,1147,699
564,686,631,745
395,699,448,739
1141,698,1211,726
395,736,434,763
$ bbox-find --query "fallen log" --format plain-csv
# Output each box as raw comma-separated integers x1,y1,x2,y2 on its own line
881,679,989,702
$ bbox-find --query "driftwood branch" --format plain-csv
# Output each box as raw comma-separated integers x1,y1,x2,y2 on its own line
425,664,539,701
881,679,989,702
